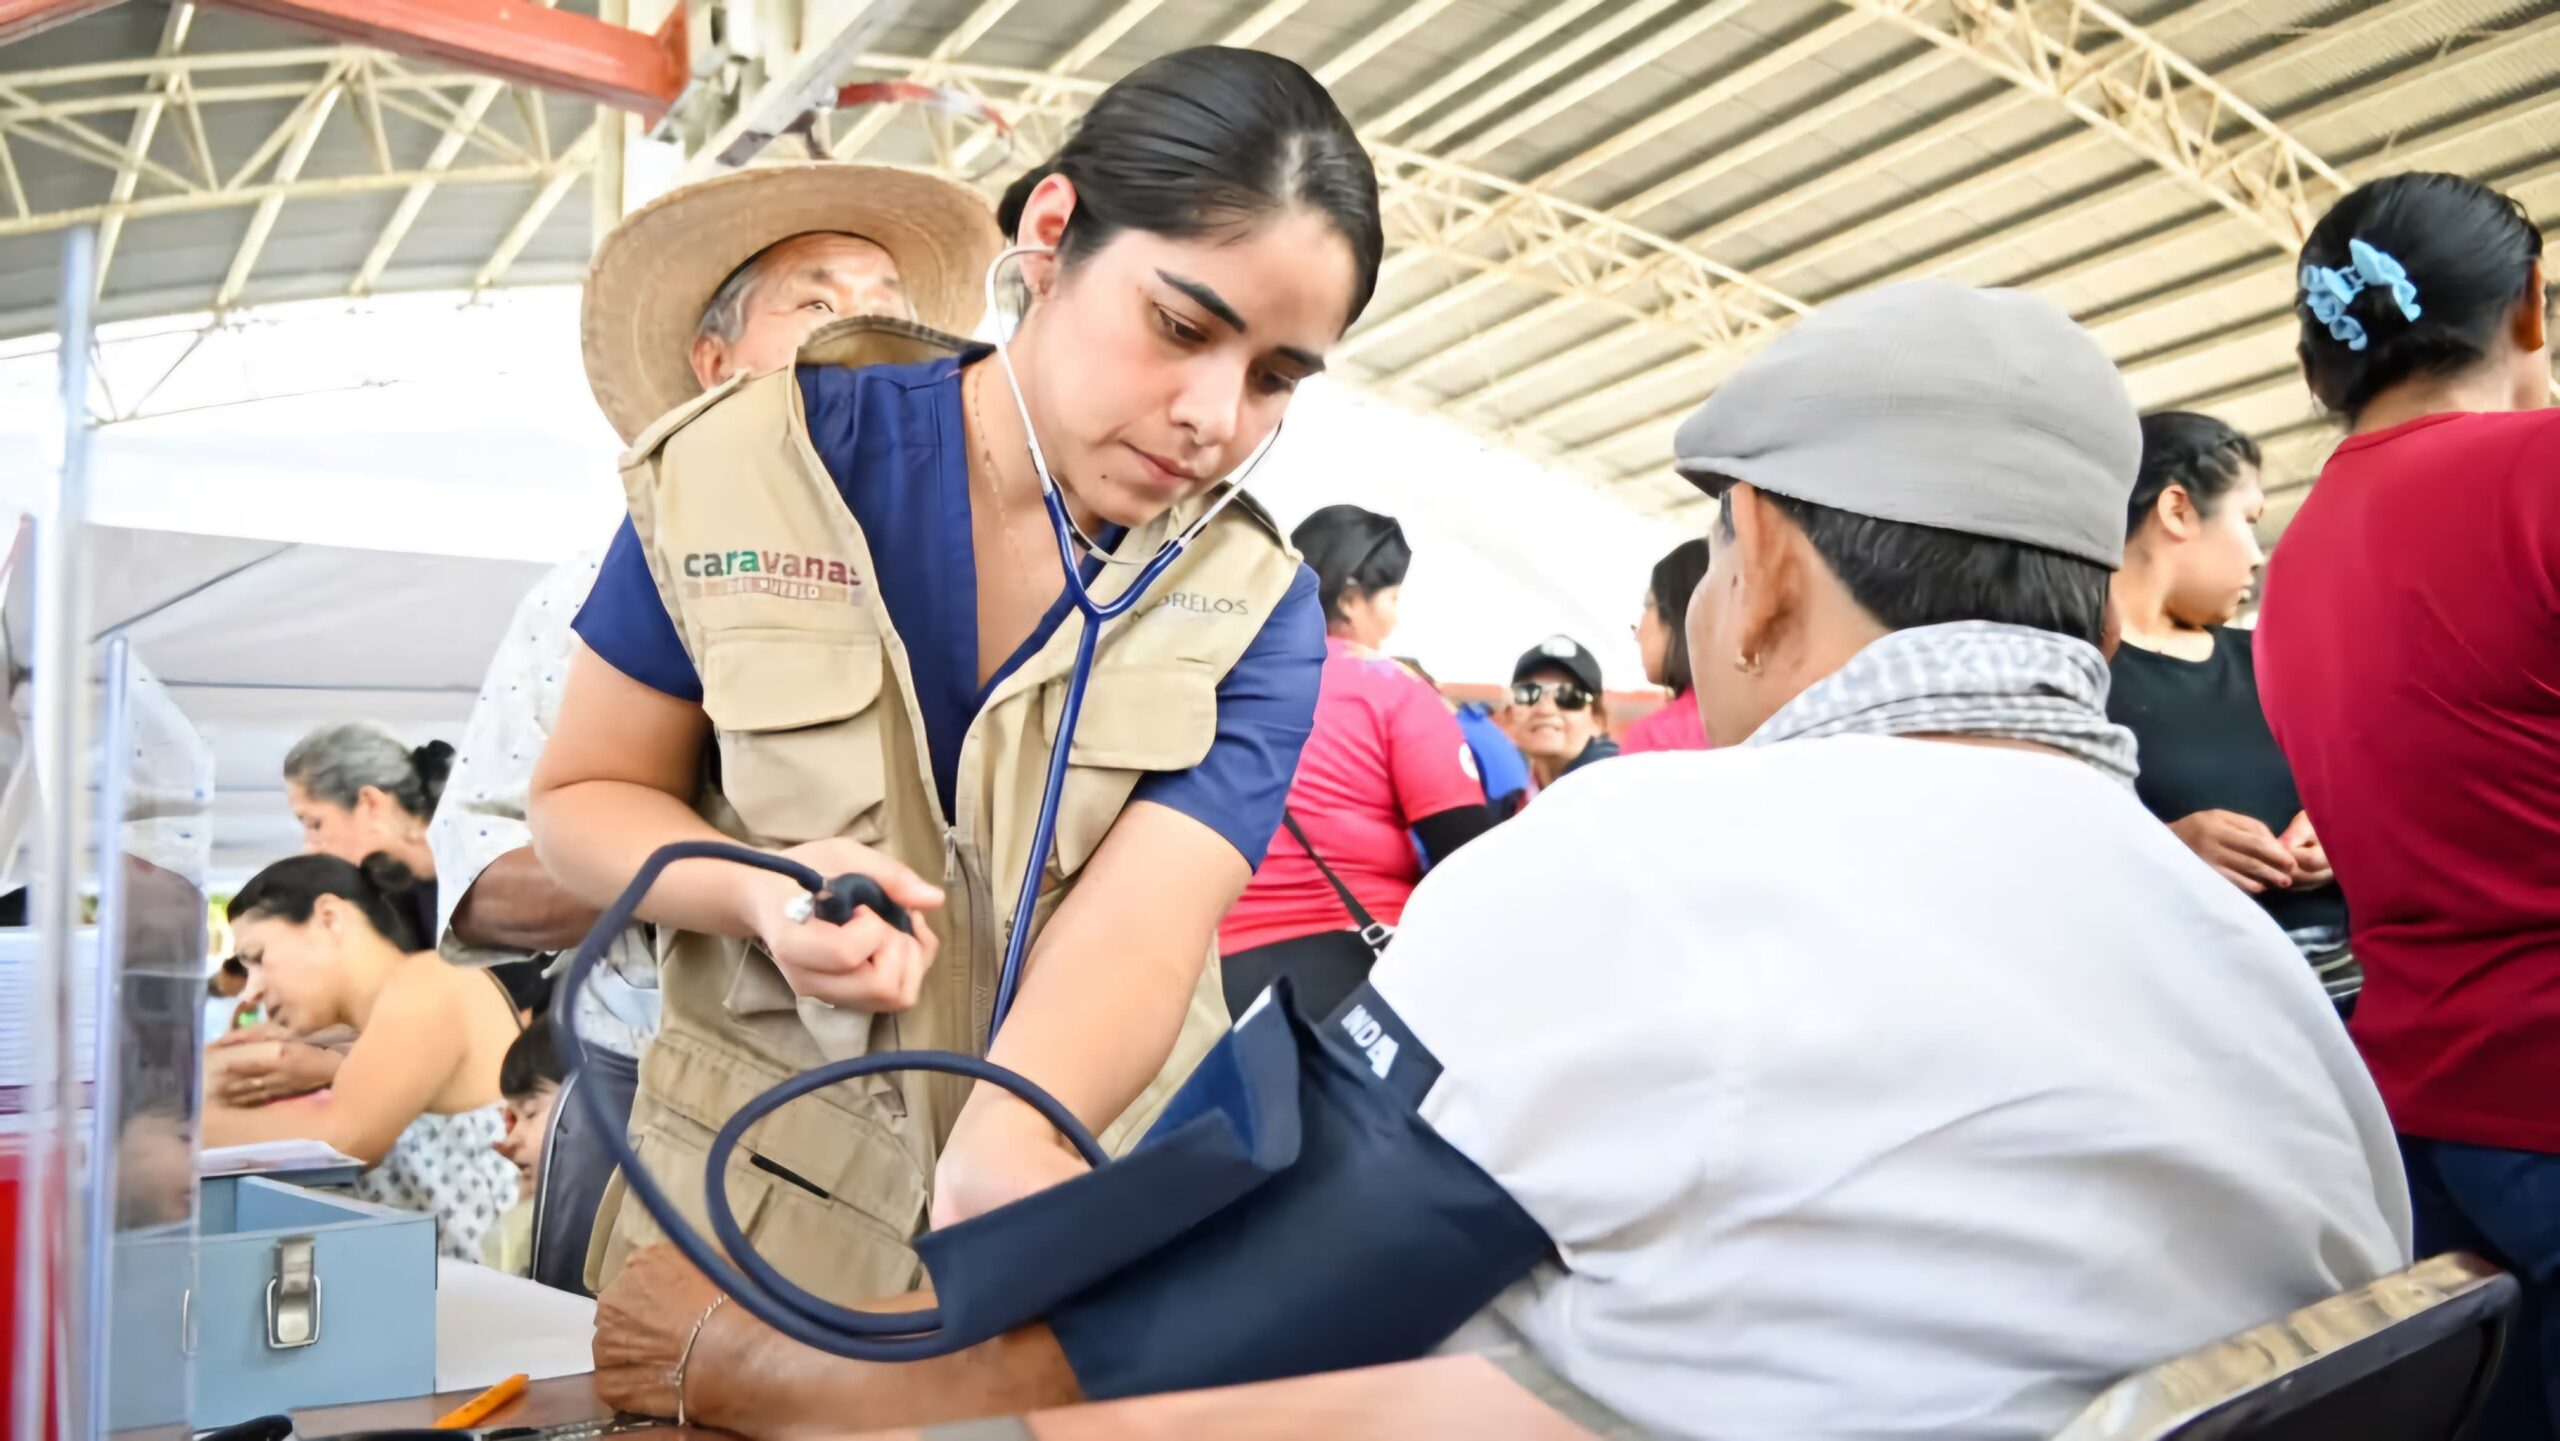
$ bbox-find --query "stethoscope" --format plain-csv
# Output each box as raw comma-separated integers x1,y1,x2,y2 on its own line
557,244,1285,1361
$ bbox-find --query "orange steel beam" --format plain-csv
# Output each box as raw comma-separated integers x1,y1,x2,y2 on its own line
0,0,128,46
205,0,687,116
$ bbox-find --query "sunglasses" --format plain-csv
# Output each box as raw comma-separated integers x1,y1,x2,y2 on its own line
1512,680,1595,712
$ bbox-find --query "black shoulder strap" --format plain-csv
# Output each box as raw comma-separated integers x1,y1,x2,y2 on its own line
1280,811,1391,953
484,967,528,1031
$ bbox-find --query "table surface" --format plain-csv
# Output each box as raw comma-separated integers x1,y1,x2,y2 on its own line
294,1353,1603,1440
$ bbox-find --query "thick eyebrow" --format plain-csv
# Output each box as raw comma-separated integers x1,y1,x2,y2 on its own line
1157,269,1327,375
1157,269,1244,331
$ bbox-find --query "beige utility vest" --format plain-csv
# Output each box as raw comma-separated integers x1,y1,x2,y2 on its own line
588,321,1304,1302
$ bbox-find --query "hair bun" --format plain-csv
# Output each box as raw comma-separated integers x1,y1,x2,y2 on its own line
357,849,422,901
411,739,456,782
410,739,457,817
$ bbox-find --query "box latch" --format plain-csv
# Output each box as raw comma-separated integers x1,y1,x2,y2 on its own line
265,1236,320,1350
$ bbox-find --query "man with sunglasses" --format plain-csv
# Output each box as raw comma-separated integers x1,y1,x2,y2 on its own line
1510,635,1619,793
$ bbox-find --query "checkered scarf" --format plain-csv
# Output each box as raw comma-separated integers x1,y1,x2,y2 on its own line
1742,621,2137,785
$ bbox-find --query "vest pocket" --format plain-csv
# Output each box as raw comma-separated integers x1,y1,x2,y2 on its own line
1039,663,1220,880
628,1027,932,1306
701,630,891,844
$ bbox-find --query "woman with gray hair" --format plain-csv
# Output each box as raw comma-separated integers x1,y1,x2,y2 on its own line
276,722,545,1011
284,723,452,873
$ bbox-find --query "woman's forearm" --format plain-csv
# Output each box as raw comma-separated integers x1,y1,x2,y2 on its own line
975,803,1242,1134
983,910,1204,1134
200,1096,389,1166
530,778,790,939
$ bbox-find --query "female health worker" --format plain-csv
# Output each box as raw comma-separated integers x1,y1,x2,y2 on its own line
529,46,1384,1304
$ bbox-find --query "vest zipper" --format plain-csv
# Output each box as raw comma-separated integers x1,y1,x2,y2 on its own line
942,825,993,1052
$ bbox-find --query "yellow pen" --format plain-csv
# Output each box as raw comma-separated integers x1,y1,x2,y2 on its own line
433,1373,528,1430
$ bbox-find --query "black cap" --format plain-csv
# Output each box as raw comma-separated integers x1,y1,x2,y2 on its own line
1512,635,1603,697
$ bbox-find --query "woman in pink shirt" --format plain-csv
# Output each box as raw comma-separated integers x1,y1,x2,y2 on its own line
1619,538,1713,754
1219,506,1493,1016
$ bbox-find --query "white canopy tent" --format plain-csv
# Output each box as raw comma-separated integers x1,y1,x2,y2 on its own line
0,286,1689,886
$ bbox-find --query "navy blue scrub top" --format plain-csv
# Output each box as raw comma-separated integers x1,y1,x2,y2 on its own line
572,349,1326,869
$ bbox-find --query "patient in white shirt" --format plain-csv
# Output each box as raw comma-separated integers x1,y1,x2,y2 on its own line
1377,283,2410,1439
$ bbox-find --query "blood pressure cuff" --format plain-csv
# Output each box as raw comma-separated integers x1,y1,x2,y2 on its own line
1043,982,1555,1399
908,980,1553,1388
908,980,1311,1347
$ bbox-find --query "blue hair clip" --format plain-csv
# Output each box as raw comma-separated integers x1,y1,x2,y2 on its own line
2300,263,2368,351
2299,239,2423,353
2348,239,2424,322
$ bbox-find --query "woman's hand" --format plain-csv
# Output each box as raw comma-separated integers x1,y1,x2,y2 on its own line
2280,811,2335,890
594,1245,728,1420
749,838,945,1012
929,1090,1093,1230
206,1031,342,1107
2169,809,2301,895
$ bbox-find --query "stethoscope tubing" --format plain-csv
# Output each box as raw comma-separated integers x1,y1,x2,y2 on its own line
557,841,1107,1359
557,484,1192,1359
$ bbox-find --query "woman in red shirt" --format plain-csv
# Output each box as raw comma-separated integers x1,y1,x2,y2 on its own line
2253,172,2560,1439
1619,538,1713,754
1217,506,1493,1017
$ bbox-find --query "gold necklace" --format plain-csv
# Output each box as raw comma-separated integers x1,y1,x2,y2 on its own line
964,364,1018,525
964,365,1054,585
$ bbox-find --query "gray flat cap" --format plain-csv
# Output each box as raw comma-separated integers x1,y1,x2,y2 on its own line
1672,280,2141,569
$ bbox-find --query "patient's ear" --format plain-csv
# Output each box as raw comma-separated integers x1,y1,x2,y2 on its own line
1723,483,1803,674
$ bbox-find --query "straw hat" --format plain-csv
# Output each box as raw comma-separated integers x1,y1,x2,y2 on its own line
581,162,1004,441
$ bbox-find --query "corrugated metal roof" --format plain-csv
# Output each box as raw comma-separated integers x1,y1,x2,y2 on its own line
4,0,2555,535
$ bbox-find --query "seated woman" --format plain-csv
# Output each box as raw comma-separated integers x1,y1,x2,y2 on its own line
205,853,523,1261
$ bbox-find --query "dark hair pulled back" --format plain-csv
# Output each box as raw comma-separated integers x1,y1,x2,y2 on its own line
996,47,1384,325
227,851,425,952
2297,173,2544,422
1646,538,1713,696
1291,504,1411,625
2126,412,2262,540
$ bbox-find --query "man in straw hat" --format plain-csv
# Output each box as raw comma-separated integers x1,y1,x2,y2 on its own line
588,280,2406,1441
427,161,1000,1293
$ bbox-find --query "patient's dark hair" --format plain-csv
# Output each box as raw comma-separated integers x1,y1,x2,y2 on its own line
1715,484,2108,649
